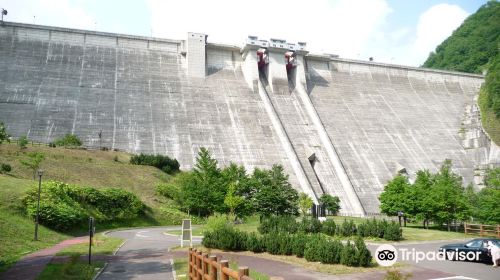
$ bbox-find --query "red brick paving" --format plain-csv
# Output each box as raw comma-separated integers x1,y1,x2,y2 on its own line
1,236,87,280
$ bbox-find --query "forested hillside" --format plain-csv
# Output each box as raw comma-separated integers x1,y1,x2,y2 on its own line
423,1,500,144
422,1,499,74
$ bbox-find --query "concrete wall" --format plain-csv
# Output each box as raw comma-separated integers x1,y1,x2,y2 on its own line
0,21,496,215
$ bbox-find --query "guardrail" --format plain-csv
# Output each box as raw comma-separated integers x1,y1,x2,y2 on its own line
464,223,500,238
188,248,253,280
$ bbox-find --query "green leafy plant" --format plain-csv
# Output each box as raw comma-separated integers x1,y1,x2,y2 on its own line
19,152,45,180
18,136,28,149
54,134,82,147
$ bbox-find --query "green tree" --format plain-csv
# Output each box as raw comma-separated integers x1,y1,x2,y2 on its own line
379,174,411,216
224,182,245,219
484,167,500,188
181,148,225,216
18,136,28,149
428,160,470,231
252,164,299,216
475,186,500,224
410,170,436,229
299,193,314,216
0,122,9,144
20,152,45,179
319,194,341,215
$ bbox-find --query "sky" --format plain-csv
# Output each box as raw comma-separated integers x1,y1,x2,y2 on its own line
1,0,488,66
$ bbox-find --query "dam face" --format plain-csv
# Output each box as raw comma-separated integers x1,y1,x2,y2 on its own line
1,22,497,215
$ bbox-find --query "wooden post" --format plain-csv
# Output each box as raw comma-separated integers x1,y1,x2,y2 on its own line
188,248,192,280
464,223,467,235
202,253,209,280
209,255,217,280
238,266,249,279
220,260,229,280
480,224,484,236
197,251,203,280
498,225,500,238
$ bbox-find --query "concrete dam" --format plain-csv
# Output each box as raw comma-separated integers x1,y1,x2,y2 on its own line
1,22,498,216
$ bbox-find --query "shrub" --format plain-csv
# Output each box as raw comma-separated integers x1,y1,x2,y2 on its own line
156,184,182,201
130,153,179,174
18,136,28,149
291,233,308,257
383,221,403,241
340,241,357,266
23,181,145,229
245,232,264,253
299,217,322,233
258,215,298,234
202,226,247,251
48,142,56,147
0,163,11,173
304,234,327,262
384,270,412,280
54,134,82,147
338,219,357,236
321,219,336,236
205,213,231,232
354,236,372,267
321,239,343,264
262,232,281,255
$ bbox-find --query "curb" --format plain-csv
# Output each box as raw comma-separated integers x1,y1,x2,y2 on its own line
92,262,108,280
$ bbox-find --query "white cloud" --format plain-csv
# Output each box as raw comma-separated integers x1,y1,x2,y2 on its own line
146,0,392,59
3,0,94,30
412,3,469,65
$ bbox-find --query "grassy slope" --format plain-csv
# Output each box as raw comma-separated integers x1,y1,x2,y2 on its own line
479,82,500,146
36,259,105,280
0,142,185,272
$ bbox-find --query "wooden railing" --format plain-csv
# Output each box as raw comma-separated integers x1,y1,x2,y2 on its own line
188,248,253,280
464,223,500,238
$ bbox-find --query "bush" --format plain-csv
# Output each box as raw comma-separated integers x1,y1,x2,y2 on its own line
48,142,56,147
23,181,145,229
245,232,264,253
383,221,403,241
321,219,336,236
54,134,82,147
0,163,11,173
354,236,372,267
299,217,322,233
156,184,182,201
338,219,357,236
130,153,179,174
18,136,28,149
340,241,357,266
304,234,327,262
291,233,308,257
202,226,247,251
205,213,231,232
258,215,298,234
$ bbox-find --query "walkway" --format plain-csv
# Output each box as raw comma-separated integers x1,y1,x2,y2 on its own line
2,236,87,280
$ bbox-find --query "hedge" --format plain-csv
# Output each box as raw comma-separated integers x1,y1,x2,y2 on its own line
202,227,373,267
130,153,180,174
258,216,402,241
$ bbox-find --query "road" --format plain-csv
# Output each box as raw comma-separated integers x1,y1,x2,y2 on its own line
97,227,201,280
368,240,500,280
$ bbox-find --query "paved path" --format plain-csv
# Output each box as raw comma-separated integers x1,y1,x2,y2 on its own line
1,236,87,280
98,226,202,280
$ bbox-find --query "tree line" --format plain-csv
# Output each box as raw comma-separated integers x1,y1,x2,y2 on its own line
380,160,500,229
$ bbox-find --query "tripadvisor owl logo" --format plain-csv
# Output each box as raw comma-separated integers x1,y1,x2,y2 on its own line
375,244,398,266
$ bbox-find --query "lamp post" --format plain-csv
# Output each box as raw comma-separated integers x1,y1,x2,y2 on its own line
1,9,7,22
34,169,43,241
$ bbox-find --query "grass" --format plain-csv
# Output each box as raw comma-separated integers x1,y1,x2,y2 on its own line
36,256,104,280
166,215,261,236
478,88,500,145
0,142,191,272
173,257,269,280
56,234,123,257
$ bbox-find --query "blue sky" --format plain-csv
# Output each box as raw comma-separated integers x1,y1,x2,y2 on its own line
3,0,488,66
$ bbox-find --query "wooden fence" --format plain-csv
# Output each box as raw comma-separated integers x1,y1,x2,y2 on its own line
188,248,253,280
464,223,500,238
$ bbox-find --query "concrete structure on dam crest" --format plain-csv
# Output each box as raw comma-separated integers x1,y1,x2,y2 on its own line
1,22,498,216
